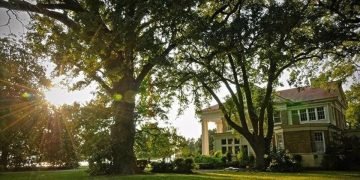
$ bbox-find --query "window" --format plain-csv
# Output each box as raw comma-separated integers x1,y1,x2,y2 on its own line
234,138,240,145
221,138,239,154
276,133,284,149
308,108,316,120
300,109,307,121
317,107,325,120
235,146,240,154
221,139,226,145
296,106,326,123
273,111,281,123
291,110,299,123
222,146,227,154
314,132,325,153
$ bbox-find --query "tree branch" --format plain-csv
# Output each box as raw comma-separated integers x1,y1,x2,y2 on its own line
0,0,80,30
135,43,176,87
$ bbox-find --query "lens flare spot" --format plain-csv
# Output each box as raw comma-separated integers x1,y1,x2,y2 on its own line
113,93,122,101
21,92,32,99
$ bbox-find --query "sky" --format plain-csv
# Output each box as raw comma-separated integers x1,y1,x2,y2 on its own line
0,9,355,140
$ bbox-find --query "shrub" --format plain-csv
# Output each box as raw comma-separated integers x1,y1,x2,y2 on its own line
322,136,360,170
237,149,253,168
151,161,174,173
194,155,223,169
88,162,111,176
136,160,149,172
173,158,195,173
267,150,302,172
213,151,222,158
226,152,232,162
225,160,239,168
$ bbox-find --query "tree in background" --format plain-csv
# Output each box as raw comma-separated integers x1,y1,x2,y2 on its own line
0,37,50,170
40,105,80,168
346,84,360,129
166,0,359,169
0,0,198,174
135,123,186,161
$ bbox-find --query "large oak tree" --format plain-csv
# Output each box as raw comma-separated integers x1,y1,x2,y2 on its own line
0,0,197,174
166,0,359,169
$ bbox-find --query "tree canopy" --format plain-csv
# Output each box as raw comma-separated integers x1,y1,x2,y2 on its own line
162,0,359,169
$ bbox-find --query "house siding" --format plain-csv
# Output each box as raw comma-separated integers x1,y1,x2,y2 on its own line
284,131,313,153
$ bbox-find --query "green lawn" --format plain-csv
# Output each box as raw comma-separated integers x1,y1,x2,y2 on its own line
1,169,360,180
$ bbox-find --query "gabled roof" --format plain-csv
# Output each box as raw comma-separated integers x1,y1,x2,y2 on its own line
275,86,338,102
200,82,345,112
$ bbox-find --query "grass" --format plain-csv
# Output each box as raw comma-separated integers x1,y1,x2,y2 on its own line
1,168,360,180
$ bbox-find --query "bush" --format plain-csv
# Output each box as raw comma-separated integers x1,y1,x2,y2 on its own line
151,158,195,173
213,151,222,158
267,150,302,172
237,149,254,168
151,161,174,173
88,162,111,176
225,160,239,168
322,136,360,170
194,155,223,169
136,160,149,172
173,158,195,173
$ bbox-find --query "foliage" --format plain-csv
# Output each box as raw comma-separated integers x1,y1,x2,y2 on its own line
135,123,187,160
0,0,199,174
0,37,48,170
322,135,360,170
150,161,174,173
173,158,196,173
151,158,195,173
179,138,202,158
194,155,223,169
267,150,302,172
237,149,254,168
136,160,149,172
345,83,360,128
165,0,359,170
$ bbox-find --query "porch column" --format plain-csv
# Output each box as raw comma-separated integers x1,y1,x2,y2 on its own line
216,120,223,133
201,119,209,155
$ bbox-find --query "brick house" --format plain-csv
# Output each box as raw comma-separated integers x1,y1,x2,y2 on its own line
200,82,347,167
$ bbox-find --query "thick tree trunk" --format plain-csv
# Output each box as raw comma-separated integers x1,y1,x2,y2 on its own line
110,76,138,174
253,138,266,170
110,100,137,174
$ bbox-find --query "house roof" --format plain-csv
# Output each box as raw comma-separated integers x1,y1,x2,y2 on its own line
201,104,219,112
201,82,344,112
275,86,339,102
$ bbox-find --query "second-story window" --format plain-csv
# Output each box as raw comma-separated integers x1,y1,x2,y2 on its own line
273,111,281,124
295,106,326,123
308,108,316,120
300,109,307,122
317,107,325,120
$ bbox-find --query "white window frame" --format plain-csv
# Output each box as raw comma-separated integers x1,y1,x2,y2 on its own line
296,106,327,124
